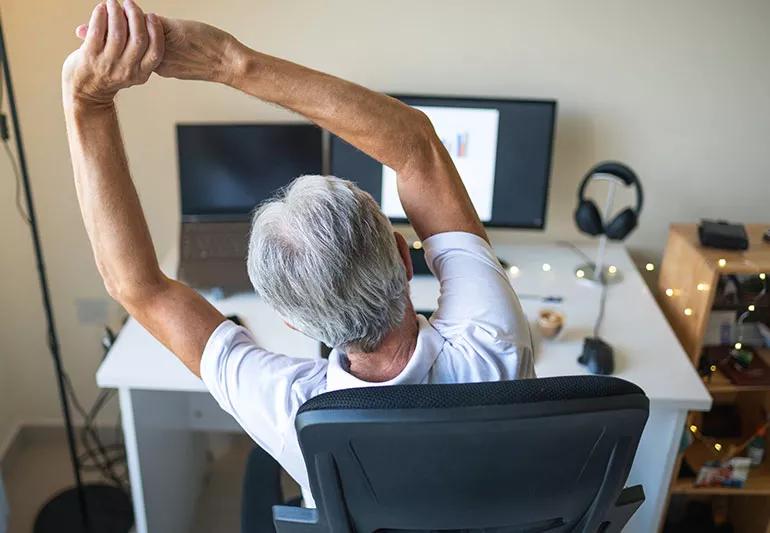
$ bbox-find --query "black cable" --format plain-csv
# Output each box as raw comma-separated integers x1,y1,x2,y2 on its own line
84,398,127,491
556,241,609,336
0,41,29,224
62,372,90,419
557,240,593,263
555,240,609,335
63,373,128,490
2,139,29,223
593,279,608,338
79,444,125,462
736,275,768,342
83,400,126,488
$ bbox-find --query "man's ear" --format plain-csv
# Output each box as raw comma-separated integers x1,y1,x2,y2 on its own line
394,231,413,281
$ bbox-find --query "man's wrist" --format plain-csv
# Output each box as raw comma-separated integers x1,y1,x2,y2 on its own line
62,92,116,117
222,39,259,90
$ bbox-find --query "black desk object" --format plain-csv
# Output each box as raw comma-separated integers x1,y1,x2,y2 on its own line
698,220,749,250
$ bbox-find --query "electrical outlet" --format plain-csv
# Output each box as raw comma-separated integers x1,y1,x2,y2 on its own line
75,298,109,324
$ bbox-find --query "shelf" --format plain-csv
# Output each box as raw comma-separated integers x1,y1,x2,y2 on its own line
666,224,770,276
711,303,769,311
711,291,769,311
702,348,770,392
671,458,770,495
706,367,770,393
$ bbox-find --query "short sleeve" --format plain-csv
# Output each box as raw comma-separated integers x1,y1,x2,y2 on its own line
422,232,531,348
200,320,328,457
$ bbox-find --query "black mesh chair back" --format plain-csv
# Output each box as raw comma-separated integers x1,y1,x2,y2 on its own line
273,375,649,533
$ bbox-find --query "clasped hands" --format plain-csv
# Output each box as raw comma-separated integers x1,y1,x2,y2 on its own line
62,0,239,108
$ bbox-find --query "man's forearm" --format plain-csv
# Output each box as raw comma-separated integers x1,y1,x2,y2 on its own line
227,45,434,176
64,100,165,303
222,43,486,241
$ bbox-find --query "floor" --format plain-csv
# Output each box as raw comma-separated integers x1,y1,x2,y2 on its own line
2,430,299,533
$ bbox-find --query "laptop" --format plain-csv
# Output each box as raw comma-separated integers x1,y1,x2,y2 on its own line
176,123,323,294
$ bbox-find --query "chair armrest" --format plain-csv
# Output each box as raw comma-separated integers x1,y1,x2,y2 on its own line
272,505,322,533
601,485,646,533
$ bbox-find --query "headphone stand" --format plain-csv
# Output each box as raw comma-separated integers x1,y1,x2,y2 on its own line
575,175,626,285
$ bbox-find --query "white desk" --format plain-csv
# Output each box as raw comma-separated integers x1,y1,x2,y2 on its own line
97,242,711,533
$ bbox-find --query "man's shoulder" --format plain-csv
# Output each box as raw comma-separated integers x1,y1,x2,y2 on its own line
429,317,534,383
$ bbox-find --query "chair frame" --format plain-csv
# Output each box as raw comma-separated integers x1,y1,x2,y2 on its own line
274,379,648,533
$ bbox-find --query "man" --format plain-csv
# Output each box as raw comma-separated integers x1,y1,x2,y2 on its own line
64,0,534,507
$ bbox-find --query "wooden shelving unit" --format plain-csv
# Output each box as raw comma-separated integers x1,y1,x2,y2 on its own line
706,361,770,394
671,458,770,496
658,224,770,533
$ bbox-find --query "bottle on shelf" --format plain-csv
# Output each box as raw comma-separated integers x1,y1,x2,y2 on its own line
747,428,766,467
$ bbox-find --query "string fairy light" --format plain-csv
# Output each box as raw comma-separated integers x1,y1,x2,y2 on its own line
645,263,655,272
734,273,767,348
685,419,770,466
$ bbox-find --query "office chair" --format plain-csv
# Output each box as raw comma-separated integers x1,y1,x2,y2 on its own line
273,375,649,533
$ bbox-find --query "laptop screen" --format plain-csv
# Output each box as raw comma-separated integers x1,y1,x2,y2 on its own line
177,123,323,218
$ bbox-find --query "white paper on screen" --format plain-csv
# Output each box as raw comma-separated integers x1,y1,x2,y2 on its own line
381,106,500,221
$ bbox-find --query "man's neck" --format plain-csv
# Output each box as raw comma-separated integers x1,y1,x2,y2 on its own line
346,308,419,383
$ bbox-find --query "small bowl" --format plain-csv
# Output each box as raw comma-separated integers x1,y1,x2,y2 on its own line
537,309,564,339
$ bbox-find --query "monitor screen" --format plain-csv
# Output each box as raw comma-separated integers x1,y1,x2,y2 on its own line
177,123,323,218
330,96,556,228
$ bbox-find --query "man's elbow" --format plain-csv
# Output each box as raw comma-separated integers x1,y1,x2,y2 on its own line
401,108,445,177
407,107,437,147
103,272,169,310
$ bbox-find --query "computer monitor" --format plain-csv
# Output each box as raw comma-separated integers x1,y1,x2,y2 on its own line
330,95,556,229
177,123,323,220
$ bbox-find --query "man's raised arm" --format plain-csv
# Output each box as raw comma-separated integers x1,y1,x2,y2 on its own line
74,14,487,240
157,19,487,243
64,0,224,376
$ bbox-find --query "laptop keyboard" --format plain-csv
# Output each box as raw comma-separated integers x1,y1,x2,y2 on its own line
182,224,249,261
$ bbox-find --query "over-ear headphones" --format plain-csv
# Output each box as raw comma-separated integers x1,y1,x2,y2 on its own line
574,161,643,241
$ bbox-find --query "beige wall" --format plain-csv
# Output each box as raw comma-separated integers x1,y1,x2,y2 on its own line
1,0,769,446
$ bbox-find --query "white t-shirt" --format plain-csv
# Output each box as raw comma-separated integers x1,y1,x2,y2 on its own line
200,231,534,506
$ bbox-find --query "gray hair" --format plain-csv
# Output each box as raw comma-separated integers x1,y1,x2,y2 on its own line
247,175,409,352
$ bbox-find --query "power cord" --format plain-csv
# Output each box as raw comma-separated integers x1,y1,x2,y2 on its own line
64,376,128,491
3,140,28,223
557,240,593,264
561,240,614,374
557,241,609,336
0,67,29,223
735,275,768,346
593,279,608,337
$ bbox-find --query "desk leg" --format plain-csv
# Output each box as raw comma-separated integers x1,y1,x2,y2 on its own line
120,388,207,533
624,405,686,532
